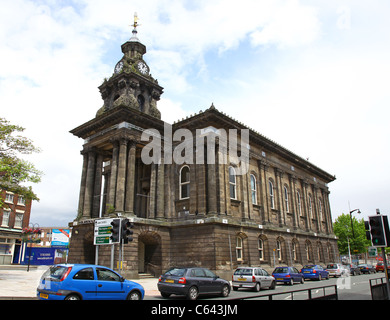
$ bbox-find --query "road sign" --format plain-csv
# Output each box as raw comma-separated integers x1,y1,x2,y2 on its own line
94,218,120,245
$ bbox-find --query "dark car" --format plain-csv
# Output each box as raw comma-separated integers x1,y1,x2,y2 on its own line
37,264,144,300
348,264,362,276
272,266,304,285
300,265,329,281
358,264,376,274
158,267,231,300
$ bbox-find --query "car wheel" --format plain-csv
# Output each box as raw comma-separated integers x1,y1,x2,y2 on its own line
65,294,81,300
300,277,305,284
187,286,199,300
318,274,322,281
253,282,261,292
127,291,142,300
161,292,171,298
221,284,230,297
289,278,294,286
269,281,276,290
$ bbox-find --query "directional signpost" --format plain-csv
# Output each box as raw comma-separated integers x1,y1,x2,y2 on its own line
94,218,120,245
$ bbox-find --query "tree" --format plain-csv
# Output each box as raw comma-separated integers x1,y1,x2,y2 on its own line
333,213,371,255
0,117,42,207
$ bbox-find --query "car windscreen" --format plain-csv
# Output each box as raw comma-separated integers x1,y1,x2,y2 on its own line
274,267,289,273
164,268,186,277
327,264,338,269
234,268,253,276
302,265,315,269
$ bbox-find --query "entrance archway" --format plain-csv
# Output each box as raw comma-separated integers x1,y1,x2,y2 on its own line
138,231,161,276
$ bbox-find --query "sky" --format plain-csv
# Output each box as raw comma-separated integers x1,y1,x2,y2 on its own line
1,0,389,227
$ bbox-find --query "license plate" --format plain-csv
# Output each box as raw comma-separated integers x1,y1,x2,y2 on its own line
165,279,174,283
40,293,49,299
304,271,310,273
238,278,247,281
277,278,284,281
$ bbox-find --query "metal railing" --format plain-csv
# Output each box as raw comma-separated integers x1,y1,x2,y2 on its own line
227,285,338,300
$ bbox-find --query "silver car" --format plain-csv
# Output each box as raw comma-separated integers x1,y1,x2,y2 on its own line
326,263,349,277
232,267,275,292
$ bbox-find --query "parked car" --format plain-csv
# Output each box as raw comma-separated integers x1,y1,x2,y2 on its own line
232,267,275,292
375,262,390,273
326,263,349,278
37,264,144,300
300,265,329,281
158,267,231,300
272,266,304,285
358,264,376,274
348,264,362,276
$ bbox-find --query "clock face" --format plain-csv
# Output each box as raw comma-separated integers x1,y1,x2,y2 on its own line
114,61,124,74
137,61,148,75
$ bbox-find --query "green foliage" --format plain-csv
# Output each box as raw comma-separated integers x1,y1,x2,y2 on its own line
0,117,43,206
333,213,371,255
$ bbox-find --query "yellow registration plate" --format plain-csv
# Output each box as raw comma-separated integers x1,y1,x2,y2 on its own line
165,279,174,283
40,293,49,299
238,278,247,281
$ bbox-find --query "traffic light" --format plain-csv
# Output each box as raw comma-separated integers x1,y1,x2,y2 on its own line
121,218,134,244
110,219,121,243
369,215,389,247
364,220,371,241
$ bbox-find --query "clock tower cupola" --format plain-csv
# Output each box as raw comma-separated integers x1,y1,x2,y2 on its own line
97,13,163,119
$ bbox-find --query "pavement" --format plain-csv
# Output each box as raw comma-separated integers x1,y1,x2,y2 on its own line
0,265,160,300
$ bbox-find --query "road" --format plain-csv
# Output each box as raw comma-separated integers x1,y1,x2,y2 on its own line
146,273,385,300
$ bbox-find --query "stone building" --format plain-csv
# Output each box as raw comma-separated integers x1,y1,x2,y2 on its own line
68,22,338,279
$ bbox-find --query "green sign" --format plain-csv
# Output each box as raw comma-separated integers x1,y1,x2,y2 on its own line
95,236,110,244
98,226,112,235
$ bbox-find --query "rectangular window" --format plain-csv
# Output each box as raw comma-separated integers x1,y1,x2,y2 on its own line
14,213,23,228
1,210,10,227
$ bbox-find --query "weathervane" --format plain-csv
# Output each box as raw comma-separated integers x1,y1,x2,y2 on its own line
130,12,140,41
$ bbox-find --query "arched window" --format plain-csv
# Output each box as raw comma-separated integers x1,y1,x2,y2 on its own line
268,180,275,209
284,186,289,212
236,236,243,261
229,166,236,199
137,95,145,112
179,165,190,199
250,174,257,204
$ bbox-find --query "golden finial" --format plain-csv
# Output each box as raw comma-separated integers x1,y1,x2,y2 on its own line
132,12,139,29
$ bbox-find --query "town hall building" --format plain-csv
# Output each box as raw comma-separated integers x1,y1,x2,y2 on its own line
68,18,338,279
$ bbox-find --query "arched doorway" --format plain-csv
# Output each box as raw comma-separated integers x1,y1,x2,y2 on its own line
138,230,161,277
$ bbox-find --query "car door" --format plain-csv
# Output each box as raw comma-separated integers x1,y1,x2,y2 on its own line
260,268,272,287
291,267,299,282
203,268,222,294
190,268,208,294
96,267,126,300
71,267,97,300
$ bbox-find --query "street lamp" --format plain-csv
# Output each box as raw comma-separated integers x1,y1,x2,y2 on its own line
349,208,361,238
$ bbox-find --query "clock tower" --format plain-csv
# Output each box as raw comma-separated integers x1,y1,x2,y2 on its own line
96,13,163,119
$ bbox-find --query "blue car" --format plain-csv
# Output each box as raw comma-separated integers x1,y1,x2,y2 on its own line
272,266,304,285
300,265,329,281
37,264,145,300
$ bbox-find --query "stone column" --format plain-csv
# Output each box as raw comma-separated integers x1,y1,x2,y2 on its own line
125,141,136,214
107,140,119,210
207,160,217,215
77,151,88,219
115,138,128,212
149,164,157,219
156,161,165,219
92,153,104,218
83,150,96,218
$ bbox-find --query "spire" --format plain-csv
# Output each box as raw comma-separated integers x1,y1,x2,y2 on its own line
130,12,140,42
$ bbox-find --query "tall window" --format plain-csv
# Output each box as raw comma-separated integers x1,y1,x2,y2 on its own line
292,241,297,261
269,180,275,209
284,186,289,212
14,213,23,229
179,166,190,199
258,238,264,261
318,199,323,221
297,191,302,216
236,237,243,261
229,167,236,199
250,174,257,204
1,210,10,227
276,240,282,260
308,195,313,218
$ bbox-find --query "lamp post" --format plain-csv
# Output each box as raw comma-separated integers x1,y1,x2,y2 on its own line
349,208,361,239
